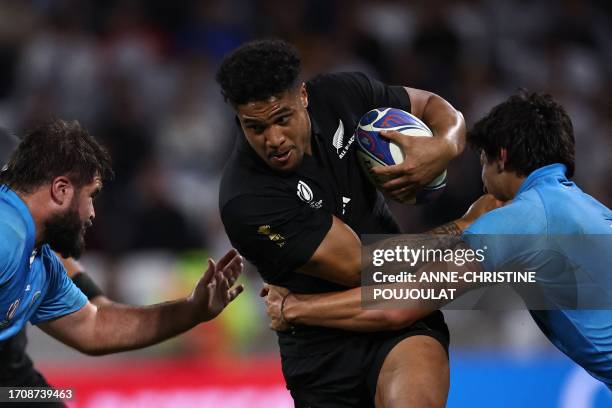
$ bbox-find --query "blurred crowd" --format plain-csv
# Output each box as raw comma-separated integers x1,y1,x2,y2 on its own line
0,0,610,357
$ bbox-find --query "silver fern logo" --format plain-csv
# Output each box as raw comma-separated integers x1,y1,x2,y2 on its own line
331,119,354,159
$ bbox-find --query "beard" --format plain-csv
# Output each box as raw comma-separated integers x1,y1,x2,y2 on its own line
43,205,86,259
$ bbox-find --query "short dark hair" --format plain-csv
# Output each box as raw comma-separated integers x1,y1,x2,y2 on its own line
468,91,575,177
0,119,114,193
215,39,301,106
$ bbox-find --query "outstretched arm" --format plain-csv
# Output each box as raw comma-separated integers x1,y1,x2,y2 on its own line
265,195,502,332
263,285,433,332
39,250,243,355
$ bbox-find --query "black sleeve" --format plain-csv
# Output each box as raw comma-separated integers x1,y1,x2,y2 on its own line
221,194,332,283
308,71,411,114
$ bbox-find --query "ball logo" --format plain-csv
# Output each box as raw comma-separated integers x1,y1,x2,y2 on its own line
297,180,313,203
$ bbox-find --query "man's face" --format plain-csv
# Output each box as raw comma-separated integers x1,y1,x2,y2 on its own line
236,84,311,172
480,151,512,201
44,177,101,258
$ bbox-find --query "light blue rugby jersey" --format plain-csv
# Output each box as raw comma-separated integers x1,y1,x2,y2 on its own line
0,185,87,341
463,163,612,386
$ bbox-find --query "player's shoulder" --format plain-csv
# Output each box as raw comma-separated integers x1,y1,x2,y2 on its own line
466,192,546,235
0,216,27,284
39,245,67,279
220,182,297,221
0,214,27,258
40,244,61,264
220,158,294,212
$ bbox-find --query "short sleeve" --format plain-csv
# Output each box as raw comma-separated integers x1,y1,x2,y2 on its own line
30,249,87,324
221,194,332,282
308,72,411,113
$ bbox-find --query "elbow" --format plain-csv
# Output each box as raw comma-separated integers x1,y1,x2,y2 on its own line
83,348,109,357
383,310,419,331
343,263,362,288
73,342,109,356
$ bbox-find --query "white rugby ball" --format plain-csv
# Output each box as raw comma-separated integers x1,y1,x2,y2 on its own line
355,107,447,204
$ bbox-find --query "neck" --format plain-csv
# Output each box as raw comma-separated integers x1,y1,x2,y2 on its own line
506,174,526,200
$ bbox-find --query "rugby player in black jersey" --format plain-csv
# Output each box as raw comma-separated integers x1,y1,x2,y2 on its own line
217,39,466,407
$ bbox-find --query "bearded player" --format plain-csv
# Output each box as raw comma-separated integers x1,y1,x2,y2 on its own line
0,120,244,373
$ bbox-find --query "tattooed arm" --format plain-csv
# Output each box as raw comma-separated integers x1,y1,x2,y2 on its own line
261,195,503,332
427,221,464,236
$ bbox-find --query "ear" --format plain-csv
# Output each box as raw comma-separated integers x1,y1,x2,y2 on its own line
50,176,75,207
497,148,508,172
299,83,308,108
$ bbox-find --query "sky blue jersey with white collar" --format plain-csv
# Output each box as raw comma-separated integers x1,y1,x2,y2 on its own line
0,185,87,341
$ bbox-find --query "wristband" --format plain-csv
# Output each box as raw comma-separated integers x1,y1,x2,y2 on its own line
71,272,104,300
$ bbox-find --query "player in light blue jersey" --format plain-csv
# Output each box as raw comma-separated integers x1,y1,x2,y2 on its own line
261,91,612,392
0,120,244,358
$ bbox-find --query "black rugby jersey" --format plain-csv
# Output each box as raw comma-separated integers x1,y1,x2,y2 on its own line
219,72,411,294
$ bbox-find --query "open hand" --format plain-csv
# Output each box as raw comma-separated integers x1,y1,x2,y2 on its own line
190,249,244,322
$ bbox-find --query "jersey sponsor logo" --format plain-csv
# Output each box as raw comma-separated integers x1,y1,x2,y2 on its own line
342,196,351,215
297,180,323,209
331,119,354,159
257,225,286,248
6,298,20,321
28,291,41,310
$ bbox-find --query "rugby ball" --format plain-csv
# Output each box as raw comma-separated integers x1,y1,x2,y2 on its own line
355,107,447,204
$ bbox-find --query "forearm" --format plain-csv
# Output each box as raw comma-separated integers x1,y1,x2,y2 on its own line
87,299,199,355
283,289,428,332
426,219,466,235
420,93,466,157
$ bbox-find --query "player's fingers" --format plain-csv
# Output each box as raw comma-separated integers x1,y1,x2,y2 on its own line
390,185,418,201
202,259,216,285
228,284,244,302
380,175,418,191
216,249,239,270
370,162,408,177
229,255,244,279
217,273,230,291
221,255,243,285
378,130,403,142
215,274,231,303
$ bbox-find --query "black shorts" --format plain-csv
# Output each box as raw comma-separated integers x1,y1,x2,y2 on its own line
0,330,67,408
278,311,449,408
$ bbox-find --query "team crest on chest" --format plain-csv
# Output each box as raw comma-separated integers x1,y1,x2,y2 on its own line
331,119,354,159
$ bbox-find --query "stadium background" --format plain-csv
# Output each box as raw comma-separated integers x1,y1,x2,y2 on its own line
0,0,610,406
